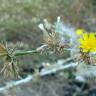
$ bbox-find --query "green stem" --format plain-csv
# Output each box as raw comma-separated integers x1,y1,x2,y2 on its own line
14,50,38,56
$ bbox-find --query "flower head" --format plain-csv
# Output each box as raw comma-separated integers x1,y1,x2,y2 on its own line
79,32,96,53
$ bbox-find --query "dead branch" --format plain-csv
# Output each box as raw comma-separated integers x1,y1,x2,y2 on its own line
0,57,78,93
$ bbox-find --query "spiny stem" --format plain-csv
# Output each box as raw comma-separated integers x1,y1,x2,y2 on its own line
14,44,47,56
14,50,38,56
0,45,47,57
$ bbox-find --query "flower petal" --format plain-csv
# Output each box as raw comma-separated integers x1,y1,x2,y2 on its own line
83,33,89,40
76,29,84,35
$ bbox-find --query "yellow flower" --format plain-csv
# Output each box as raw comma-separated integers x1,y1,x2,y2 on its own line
79,32,96,52
76,29,85,35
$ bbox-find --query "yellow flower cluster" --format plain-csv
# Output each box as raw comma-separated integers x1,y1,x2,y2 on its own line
76,29,96,53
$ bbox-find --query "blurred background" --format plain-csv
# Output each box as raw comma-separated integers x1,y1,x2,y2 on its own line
0,0,96,96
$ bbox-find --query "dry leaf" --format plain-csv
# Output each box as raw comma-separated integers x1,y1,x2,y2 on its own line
0,43,8,56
